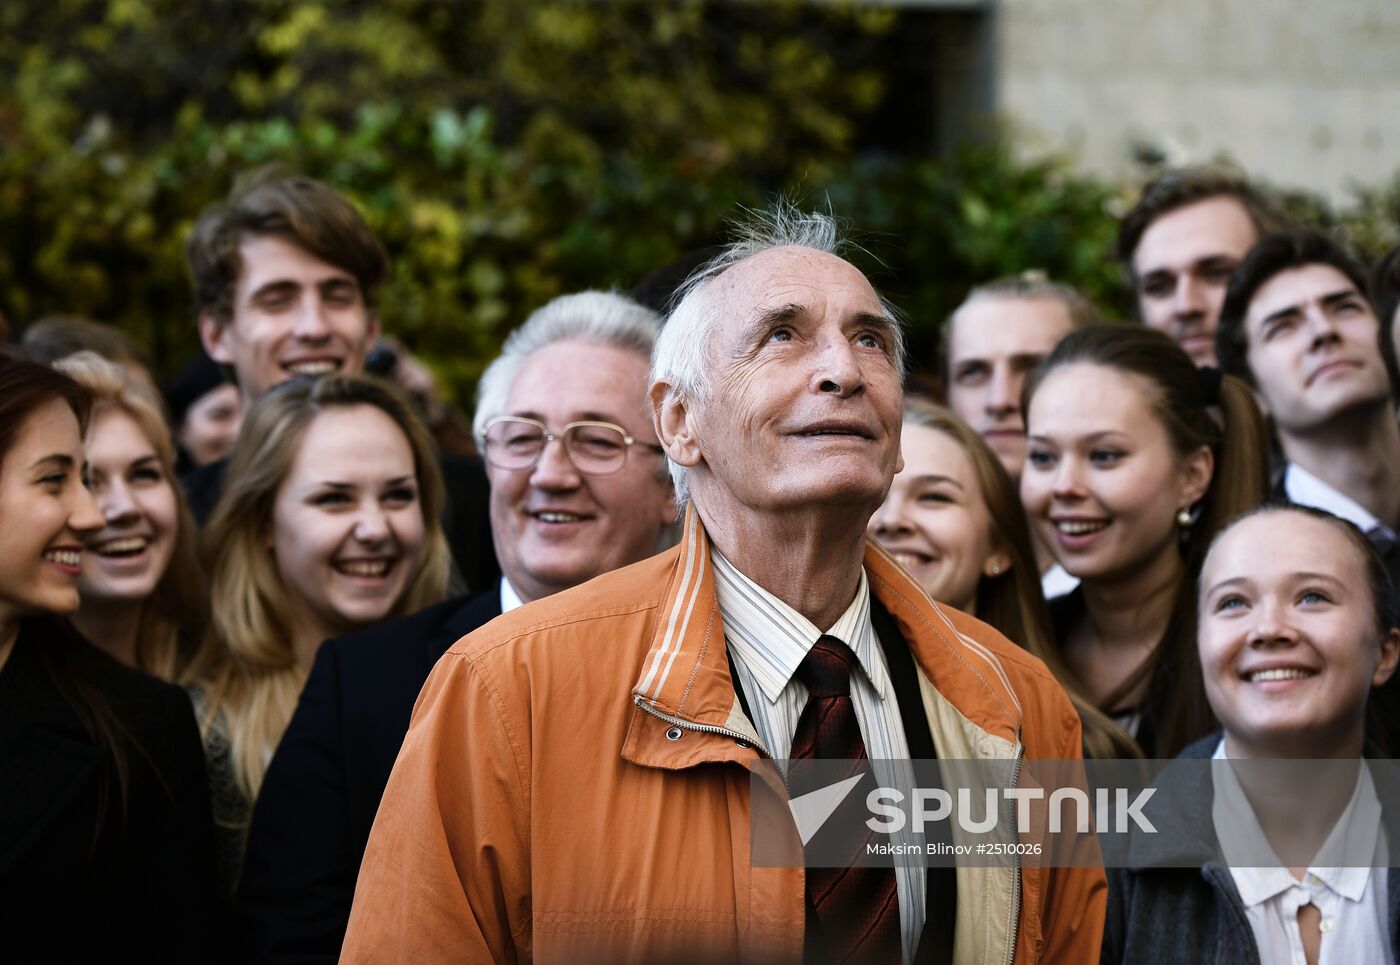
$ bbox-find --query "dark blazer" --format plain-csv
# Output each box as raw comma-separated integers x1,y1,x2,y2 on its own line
183,451,501,595
235,589,502,964
1103,734,1400,964
0,616,222,962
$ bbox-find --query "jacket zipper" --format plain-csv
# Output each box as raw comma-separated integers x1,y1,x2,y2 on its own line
1004,739,1024,965
633,696,773,759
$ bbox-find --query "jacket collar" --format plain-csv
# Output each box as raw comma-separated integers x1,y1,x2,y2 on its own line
624,506,1025,769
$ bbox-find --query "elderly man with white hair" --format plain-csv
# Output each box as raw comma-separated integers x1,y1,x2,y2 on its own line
343,208,1105,964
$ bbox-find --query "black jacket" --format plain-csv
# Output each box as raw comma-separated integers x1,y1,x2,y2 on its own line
0,616,222,962
1103,733,1400,964
235,590,502,963
183,451,501,595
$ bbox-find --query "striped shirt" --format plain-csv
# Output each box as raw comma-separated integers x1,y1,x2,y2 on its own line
712,545,925,965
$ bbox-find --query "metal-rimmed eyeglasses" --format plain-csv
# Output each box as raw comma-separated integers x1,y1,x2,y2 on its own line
478,416,666,476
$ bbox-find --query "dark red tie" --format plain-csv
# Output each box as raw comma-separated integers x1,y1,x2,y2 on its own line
790,636,901,964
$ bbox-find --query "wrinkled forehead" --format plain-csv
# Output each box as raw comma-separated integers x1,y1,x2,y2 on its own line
1245,262,1367,324
705,246,884,337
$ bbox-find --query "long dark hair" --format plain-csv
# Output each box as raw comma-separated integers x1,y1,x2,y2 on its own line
902,398,1140,758
0,349,133,828
1022,326,1272,756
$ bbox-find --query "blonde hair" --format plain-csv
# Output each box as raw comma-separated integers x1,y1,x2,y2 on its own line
184,374,451,804
901,397,1140,759
55,351,207,681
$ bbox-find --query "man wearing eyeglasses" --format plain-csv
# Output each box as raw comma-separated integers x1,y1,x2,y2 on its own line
235,291,674,963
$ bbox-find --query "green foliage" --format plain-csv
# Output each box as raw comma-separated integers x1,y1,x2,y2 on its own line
0,0,892,402
816,148,1129,376
1269,176,1400,262
2,0,1398,407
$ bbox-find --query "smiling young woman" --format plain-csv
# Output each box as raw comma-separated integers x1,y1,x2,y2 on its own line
54,352,207,680
0,350,220,960
1104,504,1400,964
1019,325,1271,756
182,373,451,890
869,398,1139,758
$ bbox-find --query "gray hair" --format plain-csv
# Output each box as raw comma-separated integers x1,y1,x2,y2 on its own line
473,291,662,438
651,203,905,504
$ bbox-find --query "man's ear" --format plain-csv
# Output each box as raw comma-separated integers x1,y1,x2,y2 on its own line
199,311,234,365
650,380,702,470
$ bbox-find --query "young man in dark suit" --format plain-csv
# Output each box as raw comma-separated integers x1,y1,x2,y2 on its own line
234,291,676,963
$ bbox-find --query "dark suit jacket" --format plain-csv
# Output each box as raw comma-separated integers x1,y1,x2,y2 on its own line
0,616,222,962
183,451,501,595
235,590,503,964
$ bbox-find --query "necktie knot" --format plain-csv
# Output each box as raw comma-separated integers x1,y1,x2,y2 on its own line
796,635,856,699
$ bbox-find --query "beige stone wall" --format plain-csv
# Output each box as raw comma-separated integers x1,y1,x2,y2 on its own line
997,0,1400,200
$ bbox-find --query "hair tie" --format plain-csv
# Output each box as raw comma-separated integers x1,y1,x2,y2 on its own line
1198,366,1223,405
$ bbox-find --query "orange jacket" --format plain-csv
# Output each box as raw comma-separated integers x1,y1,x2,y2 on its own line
343,508,1105,963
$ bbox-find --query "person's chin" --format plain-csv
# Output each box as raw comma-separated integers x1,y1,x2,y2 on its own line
1178,335,1217,367
331,596,400,628
784,470,888,507
521,557,599,594
35,584,82,614
82,578,156,603
983,437,1025,471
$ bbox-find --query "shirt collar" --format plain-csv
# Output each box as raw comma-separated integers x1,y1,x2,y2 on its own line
1284,463,1393,539
499,577,526,614
711,543,886,705
1213,738,1382,906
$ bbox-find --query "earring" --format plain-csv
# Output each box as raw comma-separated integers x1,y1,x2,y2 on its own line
990,562,1002,576
1176,507,1193,527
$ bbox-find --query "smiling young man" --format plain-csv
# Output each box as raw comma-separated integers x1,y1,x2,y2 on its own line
342,208,1103,964
181,171,498,592
1118,169,1281,367
189,174,386,407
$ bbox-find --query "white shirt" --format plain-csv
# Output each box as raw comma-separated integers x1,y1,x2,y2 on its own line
712,546,923,965
1284,463,1399,544
1040,562,1079,601
499,577,525,614
1213,740,1392,965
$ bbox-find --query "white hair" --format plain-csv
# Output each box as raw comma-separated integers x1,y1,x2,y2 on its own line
650,202,905,504
473,291,661,439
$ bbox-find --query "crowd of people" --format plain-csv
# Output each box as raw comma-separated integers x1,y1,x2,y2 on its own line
2,163,1399,963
